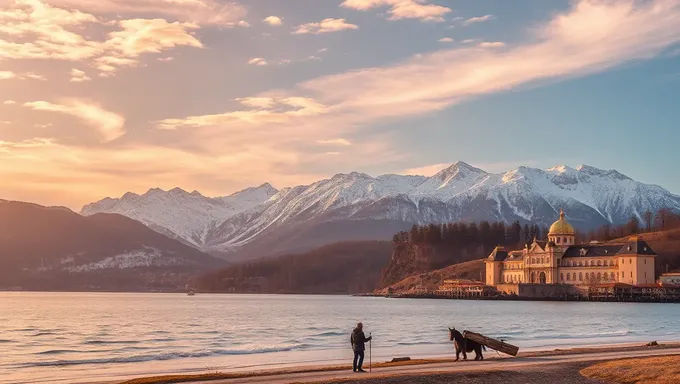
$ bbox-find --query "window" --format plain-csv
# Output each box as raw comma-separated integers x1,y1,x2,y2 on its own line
622,259,624,264
611,272,615,280
579,272,583,281
629,258,632,264
644,259,647,264
630,271,633,278
560,273,564,281
645,272,647,278
557,238,561,244
585,272,589,280
597,260,602,266
621,271,624,278
563,237,567,243
597,272,602,280
603,273,609,281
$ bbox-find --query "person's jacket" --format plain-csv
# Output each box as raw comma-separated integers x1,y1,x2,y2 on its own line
351,328,372,351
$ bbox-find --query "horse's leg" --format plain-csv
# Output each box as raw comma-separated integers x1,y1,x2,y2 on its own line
454,344,460,362
479,346,484,360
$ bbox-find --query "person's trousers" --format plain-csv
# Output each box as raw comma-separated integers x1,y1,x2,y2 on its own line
353,350,365,371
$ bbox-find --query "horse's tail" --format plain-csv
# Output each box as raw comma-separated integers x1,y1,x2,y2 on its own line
482,345,487,351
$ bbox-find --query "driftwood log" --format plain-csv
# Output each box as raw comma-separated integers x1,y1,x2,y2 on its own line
463,330,519,356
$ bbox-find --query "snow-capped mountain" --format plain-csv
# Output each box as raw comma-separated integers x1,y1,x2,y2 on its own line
81,163,680,258
81,183,278,247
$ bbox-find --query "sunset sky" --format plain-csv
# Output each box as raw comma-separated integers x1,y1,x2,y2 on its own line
2,0,680,209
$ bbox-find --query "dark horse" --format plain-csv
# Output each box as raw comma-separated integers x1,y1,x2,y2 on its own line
449,327,485,361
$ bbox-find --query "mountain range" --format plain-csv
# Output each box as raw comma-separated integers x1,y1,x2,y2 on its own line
81,163,680,260
0,200,222,290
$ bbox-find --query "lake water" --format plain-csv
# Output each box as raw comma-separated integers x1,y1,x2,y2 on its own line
2,292,680,384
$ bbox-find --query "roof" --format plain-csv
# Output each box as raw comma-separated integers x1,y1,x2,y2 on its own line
618,237,656,255
563,244,625,257
563,236,656,258
661,273,680,277
549,209,575,235
487,246,508,262
506,251,524,261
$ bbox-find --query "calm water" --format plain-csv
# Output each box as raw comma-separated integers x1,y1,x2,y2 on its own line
2,293,680,384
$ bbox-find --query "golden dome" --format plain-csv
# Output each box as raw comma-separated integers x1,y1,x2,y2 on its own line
549,209,575,235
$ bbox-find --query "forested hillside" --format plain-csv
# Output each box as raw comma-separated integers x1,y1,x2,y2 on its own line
195,241,391,294
380,221,533,287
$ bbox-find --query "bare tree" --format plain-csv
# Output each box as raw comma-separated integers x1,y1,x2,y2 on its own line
643,210,654,233
656,208,672,231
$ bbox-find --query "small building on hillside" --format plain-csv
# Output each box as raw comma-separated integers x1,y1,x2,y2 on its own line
485,210,657,288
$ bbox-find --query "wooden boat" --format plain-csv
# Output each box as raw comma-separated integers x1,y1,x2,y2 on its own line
463,330,519,356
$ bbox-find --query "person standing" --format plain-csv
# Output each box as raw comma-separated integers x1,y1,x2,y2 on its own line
351,322,372,372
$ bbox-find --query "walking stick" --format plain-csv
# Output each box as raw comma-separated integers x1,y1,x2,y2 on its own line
369,332,372,373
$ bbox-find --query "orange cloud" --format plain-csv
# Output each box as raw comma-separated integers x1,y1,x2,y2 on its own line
293,18,359,35
23,100,126,142
341,0,452,22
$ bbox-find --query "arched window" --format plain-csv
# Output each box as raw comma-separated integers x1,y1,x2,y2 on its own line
585,272,590,280
603,273,609,281
563,237,567,243
597,272,602,280
557,237,561,244
566,273,571,281
611,272,615,280
629,258,632,264
579,272,583,281
621,271,625,278
597,260,602,266
560,273,564,281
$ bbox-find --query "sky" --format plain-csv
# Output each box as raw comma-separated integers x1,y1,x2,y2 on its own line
1,0,680,209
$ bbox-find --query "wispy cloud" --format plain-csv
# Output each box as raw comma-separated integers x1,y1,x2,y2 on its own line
155,97,329,130
263,16,283,26
43,0,248,27
292,0,680,126
23,100,126,142
316,138,352,146
70,68,91,82
293,18,358,35
438,37,453,43
341,0,452,22
3,100,16,105
247,57,268,66
0,71,16,80
478,41,505,48
463,14,495,25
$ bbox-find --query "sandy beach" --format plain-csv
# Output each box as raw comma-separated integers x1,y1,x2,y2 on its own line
113,342,680,384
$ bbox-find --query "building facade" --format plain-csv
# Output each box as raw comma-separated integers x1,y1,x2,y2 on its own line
485,210,656,287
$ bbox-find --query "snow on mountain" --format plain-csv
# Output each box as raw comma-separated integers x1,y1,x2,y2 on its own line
80,184,278,247
81,163,680,256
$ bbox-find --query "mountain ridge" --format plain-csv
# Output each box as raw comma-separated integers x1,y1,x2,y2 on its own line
79,163,680,259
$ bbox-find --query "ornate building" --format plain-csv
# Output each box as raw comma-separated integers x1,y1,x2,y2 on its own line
485,210,656,287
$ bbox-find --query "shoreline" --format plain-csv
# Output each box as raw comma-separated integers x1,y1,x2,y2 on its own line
112,341,680,384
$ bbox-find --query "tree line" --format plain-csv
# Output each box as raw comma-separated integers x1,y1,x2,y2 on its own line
393,221,549,249
585,208,680,242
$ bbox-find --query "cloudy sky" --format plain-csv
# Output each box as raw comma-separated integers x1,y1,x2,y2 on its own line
2,0,680,209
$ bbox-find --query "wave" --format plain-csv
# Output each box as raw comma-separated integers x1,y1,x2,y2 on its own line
314,331,346,337
0,339,12,343
84,340,141,345
37,349,82,355
23,344,305,368
31,332,58,337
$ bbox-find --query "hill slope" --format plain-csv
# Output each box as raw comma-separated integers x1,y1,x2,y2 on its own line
195,241,392,294
0,200,223,291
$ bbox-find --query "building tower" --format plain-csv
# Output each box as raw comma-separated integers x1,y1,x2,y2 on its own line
548,209,575,246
